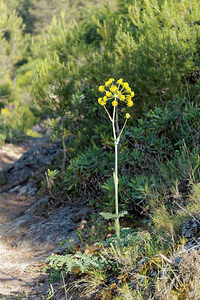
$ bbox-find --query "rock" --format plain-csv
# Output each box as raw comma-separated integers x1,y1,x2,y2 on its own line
9,182,38,196
5,142,62,186
150,270,157,277
182,218,199,238
173,256,182,265
0,137,93,254
138,257,148,266
71,210,90,223
9,185,21,193
18,185,28,196
184,237,200,251
0,212,40,242
26,196,49,215
27,183,38,196
0,170,7,185
0,200,91,251
18,182,38,196
171,238,200,269
12,206,79,250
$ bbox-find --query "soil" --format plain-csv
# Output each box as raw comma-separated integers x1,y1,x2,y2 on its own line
0,138,54,299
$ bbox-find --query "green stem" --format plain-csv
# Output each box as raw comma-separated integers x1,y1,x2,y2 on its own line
112,106,116,140
118,119,127,141
112,106,120,242
104,102,129,244
115,140,120,242
104,105,113,122
61,117,67,175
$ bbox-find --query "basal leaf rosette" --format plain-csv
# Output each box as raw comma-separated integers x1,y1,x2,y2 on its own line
98,78,134,113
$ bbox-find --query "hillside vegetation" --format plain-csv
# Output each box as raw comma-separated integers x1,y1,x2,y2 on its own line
1,0,200,299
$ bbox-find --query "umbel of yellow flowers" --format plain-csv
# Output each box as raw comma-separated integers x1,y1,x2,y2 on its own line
98,78,134,111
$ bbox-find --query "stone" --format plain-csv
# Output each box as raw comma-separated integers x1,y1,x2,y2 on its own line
9,185,21,193
173,256,182,265
5,142,62,186
138,257,148,266
70,207,91,223
17,182,38,196
0,137,93,254
11,206,79,250
0,199,91,251
150,270,157,277
27,185,38,196
18,185,28,196
25,196,49,215
184,237,200,251
182,218,199,238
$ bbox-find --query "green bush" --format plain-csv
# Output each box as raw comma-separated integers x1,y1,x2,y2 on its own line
0,78,13,104
31,0,200,219
63,147,112,196
44,97,200,215
0,100,37,145
126,97,200,160
115,0,200,105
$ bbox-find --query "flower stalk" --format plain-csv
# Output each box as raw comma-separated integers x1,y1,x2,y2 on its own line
98,78,134,243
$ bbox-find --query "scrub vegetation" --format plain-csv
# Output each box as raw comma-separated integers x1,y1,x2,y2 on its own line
1,0,200,298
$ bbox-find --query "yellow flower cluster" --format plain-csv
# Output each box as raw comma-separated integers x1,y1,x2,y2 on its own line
98,78,134,108
1,108,8,115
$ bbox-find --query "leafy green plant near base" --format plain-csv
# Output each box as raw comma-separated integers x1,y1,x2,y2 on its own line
45,229,162,280
47,230,167,299
48,251,106,275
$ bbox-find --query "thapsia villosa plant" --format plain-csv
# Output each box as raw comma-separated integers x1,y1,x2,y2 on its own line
97,78,134,242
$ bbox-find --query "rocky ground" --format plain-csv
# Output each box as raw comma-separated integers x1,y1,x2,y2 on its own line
0,134,91,299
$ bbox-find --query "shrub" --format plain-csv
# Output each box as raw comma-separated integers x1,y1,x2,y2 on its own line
115,0,200,105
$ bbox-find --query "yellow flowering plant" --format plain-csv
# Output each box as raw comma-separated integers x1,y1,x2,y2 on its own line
1,107,9,115
98,78,134,242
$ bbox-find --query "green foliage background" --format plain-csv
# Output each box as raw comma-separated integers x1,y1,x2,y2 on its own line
2,0,200,208
30,0,200,212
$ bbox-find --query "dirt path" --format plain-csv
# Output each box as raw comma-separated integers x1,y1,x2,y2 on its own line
0,137,52,299
0,240,48,299
0,193,51,300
